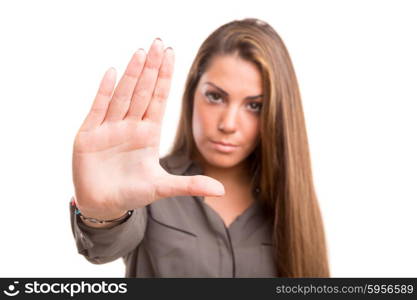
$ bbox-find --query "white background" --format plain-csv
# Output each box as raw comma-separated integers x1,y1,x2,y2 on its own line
0,0,416,277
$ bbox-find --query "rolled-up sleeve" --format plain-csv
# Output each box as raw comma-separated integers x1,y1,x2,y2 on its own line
69,198,147,265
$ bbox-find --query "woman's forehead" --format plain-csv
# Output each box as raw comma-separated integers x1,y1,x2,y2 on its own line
201,55,263,95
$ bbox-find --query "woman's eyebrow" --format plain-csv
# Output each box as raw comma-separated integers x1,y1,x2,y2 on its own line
205,81,263,100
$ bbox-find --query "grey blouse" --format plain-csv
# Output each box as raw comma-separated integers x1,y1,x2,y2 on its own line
69,151,277,277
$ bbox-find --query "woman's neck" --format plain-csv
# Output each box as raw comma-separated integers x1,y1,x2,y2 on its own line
194,153,253,190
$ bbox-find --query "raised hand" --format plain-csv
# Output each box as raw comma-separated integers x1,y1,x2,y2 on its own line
72,39,225,220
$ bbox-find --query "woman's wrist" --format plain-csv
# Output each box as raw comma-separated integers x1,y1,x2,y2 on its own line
80,214,130,228
71,198,132,228
79,209,132,224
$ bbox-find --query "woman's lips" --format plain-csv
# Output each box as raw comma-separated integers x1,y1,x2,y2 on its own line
210,140,238,153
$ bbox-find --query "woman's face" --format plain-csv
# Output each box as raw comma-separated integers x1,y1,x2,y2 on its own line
192,53,263,169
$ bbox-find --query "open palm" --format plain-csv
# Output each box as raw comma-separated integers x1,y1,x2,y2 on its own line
72,39,224,220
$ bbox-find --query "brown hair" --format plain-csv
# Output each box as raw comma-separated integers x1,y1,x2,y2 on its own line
169,18,330,277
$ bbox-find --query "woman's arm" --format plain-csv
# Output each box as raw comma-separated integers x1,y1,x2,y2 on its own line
69,198,148,265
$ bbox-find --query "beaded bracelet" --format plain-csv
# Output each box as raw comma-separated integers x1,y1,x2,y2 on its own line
71,198,133,224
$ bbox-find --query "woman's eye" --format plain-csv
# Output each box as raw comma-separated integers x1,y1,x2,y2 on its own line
247,102,262,112
205,91,223,103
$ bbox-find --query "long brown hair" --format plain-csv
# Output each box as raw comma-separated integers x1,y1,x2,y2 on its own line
169,18,330,277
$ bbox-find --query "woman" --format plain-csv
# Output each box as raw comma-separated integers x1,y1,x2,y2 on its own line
70,18,330,277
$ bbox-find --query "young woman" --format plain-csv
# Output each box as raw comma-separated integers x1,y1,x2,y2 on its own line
70,18,330,277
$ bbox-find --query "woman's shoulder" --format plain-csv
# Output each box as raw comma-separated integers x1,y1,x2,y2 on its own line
159,151,194,175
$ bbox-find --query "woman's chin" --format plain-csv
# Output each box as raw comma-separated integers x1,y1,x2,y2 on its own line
201,152,243,169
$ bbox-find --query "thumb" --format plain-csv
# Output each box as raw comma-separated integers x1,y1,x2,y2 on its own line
155,174,225,199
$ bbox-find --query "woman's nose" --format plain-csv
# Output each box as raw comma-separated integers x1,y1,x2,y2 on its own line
218,106,239,133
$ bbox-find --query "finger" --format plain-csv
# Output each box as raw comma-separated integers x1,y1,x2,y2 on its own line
79,67,116,132
125,38,165,121
102,49,146,122
155,174,225,199
142,47,175,123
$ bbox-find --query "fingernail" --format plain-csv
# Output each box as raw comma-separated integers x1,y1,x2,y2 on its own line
155,37,162,43
107,67,116,77
213,183,225,196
